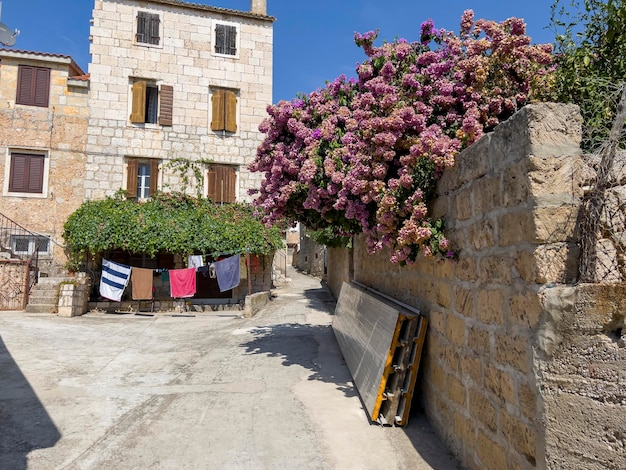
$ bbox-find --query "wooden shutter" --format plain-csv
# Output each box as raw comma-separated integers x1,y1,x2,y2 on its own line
207,166,218,201
33,68,50,107
224,165,237,202
126,158,138,197
136,12,148,43
207,165,236,203
227,25,237,55
28,155,44,192
9,154,27,192
9,154,44,193
158,85,173,126
16,66,34,105
225,90,237,133
16,66,50,107
148,13,160,45
211,89,225,131
149,160,160,196
215,24,225,54
130,81,146,123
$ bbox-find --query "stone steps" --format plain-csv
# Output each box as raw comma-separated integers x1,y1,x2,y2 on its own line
25,276,76,313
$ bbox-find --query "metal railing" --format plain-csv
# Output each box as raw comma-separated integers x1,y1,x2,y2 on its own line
0,212,41,309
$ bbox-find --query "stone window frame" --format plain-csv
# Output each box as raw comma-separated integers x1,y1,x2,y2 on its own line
205,164,238,203
16,65,51,108
2,149,50,199
135,10,161,47
212,20,239,59
129,78,173,127
209,87,238,134
125,157,160,200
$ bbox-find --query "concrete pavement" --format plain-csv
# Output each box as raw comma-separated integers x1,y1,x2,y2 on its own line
0,267,460,469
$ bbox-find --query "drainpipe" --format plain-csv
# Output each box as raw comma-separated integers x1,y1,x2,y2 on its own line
250,0,266,15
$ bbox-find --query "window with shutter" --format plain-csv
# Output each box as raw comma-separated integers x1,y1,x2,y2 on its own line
214,23,237,56
158,85,173,126
211,88,237,133
8,152,46,194
16,65,50,107
126,158,159,199
207,165,237,203
136,11,160,45
130,80,173,126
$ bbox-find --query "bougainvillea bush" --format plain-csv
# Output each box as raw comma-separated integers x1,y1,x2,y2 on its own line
249,10,554,264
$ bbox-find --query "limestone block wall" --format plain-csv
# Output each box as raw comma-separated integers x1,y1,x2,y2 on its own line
538,284,626,469
0,53,89,275
86,0,274,200
57,277,92,317
327,103,598,469
295,227,326,277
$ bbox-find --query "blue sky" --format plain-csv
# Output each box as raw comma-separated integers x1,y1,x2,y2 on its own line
0,0,556,103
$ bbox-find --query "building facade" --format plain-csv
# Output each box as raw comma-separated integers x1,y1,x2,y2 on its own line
0,49,89,275
85,0,274,202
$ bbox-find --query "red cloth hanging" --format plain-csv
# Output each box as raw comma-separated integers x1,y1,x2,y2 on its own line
169,267,196,298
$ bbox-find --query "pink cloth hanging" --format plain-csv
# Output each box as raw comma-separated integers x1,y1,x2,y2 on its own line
169,267,197,298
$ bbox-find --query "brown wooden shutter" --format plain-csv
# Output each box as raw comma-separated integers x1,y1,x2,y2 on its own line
130,81,146,123
9,154,44,193
207,165,236,203
16,66,34,105
34,68,50,107
225,91,237,133
16,66,50,107
28,155,44,192
149,160,159,196
225,165,237,202
158,85,173,126
207,166,218,201
126,159,138,197
9,154,27,192
211,89,225,131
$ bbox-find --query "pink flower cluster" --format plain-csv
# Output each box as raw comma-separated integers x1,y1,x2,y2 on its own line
249,10,554,264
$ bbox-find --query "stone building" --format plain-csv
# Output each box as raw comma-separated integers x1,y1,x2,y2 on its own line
85,0,274,203
0,48,89,276
1,0,276,310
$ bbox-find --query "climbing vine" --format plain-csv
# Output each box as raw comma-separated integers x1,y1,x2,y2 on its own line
63,191,284,268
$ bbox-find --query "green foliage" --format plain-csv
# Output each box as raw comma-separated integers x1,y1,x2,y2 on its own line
62,192,283,261
551,0,626,150
163,157,214,197
309,226,353,249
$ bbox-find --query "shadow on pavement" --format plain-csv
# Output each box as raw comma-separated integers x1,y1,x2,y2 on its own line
240,322,357,398
0,336,61,470
253,278,461,470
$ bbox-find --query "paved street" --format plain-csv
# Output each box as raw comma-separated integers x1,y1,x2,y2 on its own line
0,267,459,470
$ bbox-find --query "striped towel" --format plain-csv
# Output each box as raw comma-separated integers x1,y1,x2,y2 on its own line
100,259,132,302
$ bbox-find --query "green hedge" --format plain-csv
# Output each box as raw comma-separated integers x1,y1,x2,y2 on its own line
63,192,284,267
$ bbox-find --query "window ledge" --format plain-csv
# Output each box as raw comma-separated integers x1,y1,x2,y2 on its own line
3,191,47,199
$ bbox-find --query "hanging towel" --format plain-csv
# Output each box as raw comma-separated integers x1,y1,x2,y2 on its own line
188,255,204,270
169,267,197,298
198,265,210,278
100,259,132,302
131,267,153,300
214,255,241,292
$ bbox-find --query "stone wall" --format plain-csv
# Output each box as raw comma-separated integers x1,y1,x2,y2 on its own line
327,104,625,469
0,52,89,275
295,226,327,277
